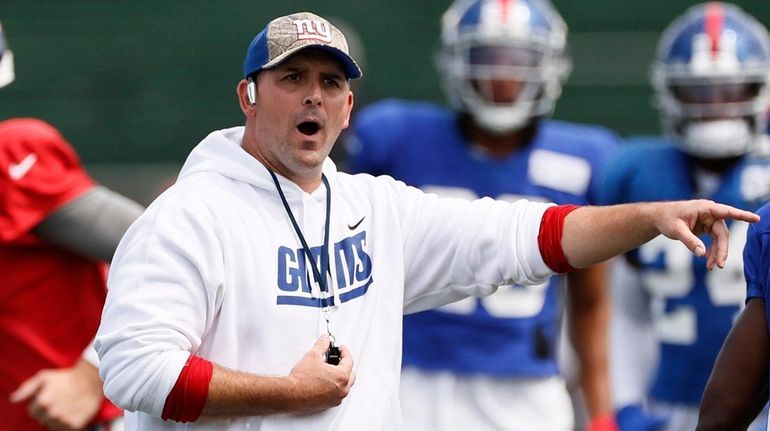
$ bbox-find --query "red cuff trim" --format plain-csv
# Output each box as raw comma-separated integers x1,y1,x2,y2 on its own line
538,204,580,273
161,355,213,423
587,414,619,431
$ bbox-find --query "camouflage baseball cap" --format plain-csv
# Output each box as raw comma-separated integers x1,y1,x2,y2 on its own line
243,12,362,80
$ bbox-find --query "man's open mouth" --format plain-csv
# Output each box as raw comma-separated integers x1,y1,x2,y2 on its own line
297,121,320,136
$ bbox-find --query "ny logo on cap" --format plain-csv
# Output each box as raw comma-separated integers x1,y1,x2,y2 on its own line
293,19,332,43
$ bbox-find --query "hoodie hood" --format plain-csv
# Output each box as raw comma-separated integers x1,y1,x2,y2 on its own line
178,126,338,193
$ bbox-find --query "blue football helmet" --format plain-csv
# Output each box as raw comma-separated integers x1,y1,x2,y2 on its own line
437,0,571,134
652,2,770,158
0,21,14,89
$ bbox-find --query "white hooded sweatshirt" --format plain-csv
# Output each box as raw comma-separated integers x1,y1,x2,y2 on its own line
96,126,555,430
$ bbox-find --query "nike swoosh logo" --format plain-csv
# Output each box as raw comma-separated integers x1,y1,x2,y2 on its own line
9,153,38,180
348,216,365,230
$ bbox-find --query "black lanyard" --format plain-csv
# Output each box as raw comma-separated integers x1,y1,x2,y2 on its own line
268,169,332,306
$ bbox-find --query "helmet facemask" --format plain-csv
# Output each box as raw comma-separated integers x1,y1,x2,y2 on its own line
653,64,770,158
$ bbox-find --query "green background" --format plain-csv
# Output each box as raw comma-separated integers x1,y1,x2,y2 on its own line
1,1,769,201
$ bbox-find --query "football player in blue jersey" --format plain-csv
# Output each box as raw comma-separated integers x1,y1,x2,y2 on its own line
696,202,770,431
602,3,770,431
346,0,620,429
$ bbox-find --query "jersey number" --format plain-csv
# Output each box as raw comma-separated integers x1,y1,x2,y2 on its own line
640,222,747,345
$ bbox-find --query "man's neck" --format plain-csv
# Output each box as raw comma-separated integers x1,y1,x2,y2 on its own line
256,155,323,193
240,135,324,193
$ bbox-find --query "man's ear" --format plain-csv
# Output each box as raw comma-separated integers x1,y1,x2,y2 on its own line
342,90,354,129
236,79,256,115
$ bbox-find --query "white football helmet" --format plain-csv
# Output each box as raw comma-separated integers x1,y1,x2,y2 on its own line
652,2,770,159
437,0,571,134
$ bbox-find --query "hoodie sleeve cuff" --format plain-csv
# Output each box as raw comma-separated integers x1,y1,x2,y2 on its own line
161,355,213,423
538,204,580,273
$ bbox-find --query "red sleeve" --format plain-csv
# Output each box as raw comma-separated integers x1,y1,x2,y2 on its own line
538,204,580,273
0,118,95,243
161,355,214,423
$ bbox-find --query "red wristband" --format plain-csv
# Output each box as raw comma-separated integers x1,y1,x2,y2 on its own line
587,414,620,431
161,355,213,423
538,204,580,273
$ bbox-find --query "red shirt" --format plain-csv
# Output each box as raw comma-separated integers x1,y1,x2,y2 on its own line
0,118,121,428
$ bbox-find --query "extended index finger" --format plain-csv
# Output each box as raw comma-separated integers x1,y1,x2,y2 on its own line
712,204,760,224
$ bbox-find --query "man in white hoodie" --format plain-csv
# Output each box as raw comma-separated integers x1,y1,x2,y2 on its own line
95,11,760,431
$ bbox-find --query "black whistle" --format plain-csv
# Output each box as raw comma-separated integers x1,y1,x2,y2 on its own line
325,342,341,365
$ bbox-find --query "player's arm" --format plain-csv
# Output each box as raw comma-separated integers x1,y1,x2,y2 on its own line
566,262,616,429
557,201,759,271
33,185,144,262
696,298,770,431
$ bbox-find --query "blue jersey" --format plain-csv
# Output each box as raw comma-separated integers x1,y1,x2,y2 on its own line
347,99,620,376
745,202,770,338
601,136,770,405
